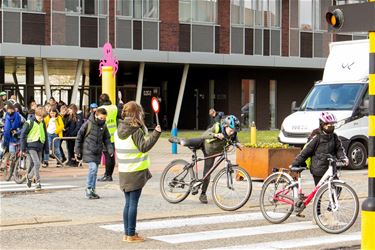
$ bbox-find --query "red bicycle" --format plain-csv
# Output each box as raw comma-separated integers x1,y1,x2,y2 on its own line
259,154,359,234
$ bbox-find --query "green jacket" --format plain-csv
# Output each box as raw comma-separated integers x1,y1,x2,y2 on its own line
201,123,238,155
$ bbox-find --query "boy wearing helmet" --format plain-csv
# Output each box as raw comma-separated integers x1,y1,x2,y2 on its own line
291,111,349,186
199,115,241,204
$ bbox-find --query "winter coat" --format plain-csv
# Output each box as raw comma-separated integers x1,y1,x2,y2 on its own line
44,115,64,137
117,118,161,192
201,123,238,155
65,115,83,137
74,115,114,164
292,129,347,177
20,117,49,155
3,112,22,147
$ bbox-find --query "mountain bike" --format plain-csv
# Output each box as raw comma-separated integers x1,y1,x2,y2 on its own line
160,137,252,211
259,153,359,234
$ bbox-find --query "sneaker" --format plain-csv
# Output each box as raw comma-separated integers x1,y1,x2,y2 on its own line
126,233,145,243
199,194,208,204
42,161,49,168
85,188,94,199
97,176,113,182
56,162,62,168
91,189,100,199
26,176,32,188
35,183,42,192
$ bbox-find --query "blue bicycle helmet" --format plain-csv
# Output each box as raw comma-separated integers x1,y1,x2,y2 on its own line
222,115,240,132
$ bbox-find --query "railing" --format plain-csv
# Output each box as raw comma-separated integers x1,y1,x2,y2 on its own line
51,136,83,167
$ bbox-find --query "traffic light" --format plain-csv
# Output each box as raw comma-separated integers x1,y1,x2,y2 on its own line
326,2,375,33
326,9,344,30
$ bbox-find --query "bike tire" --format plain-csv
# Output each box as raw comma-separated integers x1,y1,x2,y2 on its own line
160,159,193,204
313,181,359,234
13,157,27,184
260,173,294,224
211,165,252,211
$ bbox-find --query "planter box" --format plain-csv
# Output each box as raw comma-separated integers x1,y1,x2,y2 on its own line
236,147,301,180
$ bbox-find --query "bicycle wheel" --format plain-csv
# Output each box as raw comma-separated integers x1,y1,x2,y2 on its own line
160,159,193,203
313,181,359,234
212,165,252,211
13,157,28,184
1,152,13,181
260,173,294,223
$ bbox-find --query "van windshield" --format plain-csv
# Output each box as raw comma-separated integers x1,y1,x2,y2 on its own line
300,83,364,111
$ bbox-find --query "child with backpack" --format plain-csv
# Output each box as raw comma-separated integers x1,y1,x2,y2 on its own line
74,108,114,199
44,107,64,167
20,106,48,191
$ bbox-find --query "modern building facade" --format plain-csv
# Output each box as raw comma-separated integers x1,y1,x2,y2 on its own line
0,0,368,129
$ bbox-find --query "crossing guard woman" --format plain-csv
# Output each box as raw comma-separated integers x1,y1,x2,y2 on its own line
115,101,161,243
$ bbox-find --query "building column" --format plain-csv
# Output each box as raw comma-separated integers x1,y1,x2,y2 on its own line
42,58,51,103
136,62,145,104
0,57,4,88
71,60,83,105
172,64,189,128
25,57,34,106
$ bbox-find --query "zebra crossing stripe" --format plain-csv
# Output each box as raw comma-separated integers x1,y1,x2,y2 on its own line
101,212,268,232
207,232,360,249
149,221,318,244
0,185,77,193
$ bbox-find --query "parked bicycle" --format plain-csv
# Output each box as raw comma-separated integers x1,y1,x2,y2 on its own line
160,137,252,211
259,153,359,234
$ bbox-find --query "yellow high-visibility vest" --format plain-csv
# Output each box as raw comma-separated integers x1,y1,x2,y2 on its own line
26,120,46,144
99,104,118,143
114,130,150,173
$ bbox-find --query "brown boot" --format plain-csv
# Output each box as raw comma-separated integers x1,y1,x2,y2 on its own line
126,233,145,243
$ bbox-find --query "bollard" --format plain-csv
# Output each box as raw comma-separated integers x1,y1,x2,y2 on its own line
172,124,178,154
250,121,257,145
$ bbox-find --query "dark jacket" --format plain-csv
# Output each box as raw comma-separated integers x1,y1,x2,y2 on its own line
65,115,83,137
202,123,238,155
292,129,347,177
3,111,22,147
74,115,114,164
20,117,49,155
117,118,161,192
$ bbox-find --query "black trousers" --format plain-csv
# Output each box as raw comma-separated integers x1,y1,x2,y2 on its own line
103,143,115,177
67,140,76,162
201,150,218,195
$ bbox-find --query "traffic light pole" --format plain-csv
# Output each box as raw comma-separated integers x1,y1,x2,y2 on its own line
362,1,375,248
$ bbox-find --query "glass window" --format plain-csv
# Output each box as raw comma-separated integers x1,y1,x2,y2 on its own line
23,0,43,11
65,0,80,12
179,0,191,22
98,0,108,15
143,0,158,19
255,0,263,26
99,17,108,47
269,0,280,27
231,27,244,54
299,0,312,31
133,0,142,18
116,0,132,16
192,0,217,23
52,13,79,46
231,0,243,25
3,12,21,43
254,28,262,55
314,0,329,31
290,0,298,28
192,24,214,52
3,0,21,8
290,29,299,56
116,19,132,48
82,0,97,15
271,30,280,55
143,21,158,49
241,79,256,127
244,1,255,26
269,80,277,129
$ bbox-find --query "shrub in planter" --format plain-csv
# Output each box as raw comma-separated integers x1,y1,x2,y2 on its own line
236,143,300,180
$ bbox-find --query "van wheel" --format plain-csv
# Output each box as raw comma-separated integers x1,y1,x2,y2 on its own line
348,142,367,170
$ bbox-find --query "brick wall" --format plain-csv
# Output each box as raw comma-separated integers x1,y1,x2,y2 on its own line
109,0,115,46
159,0,179,51
217,0,230,54
44,0,51,45
282,0,289,56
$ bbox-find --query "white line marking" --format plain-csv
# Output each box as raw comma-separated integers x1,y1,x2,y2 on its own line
207,232,361,249
0,185,77,192
101,212,268,232
0,183,53,188
149,221,318,244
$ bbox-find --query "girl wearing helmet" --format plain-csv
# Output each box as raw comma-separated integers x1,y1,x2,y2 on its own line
199,115,241,204
291,111,349,186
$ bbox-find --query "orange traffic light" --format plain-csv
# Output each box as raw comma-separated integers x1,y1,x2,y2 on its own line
326,9,344,30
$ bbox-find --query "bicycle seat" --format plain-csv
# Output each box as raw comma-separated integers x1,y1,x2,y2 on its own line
290,166,307,173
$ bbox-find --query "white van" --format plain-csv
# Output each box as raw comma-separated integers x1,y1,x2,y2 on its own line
278,39,369,170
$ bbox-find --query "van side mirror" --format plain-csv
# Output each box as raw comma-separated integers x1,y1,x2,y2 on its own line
359,99,369,116
291,101,299,113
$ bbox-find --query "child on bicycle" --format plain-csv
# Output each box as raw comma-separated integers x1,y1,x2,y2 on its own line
291,111,349,186
20,106,48,191
199,115,241,204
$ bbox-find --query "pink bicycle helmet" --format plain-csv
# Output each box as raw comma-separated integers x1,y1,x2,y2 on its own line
319,111,337,124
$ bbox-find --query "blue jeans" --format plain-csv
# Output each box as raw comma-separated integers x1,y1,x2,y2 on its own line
44,133,62,161
123,189,142,236
86,162,99,189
